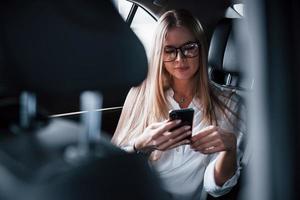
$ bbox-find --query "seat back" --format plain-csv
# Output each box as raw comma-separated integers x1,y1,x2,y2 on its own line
208,17,253,92
0,0,148,133
0,1,170,200
0,0,147,95
208,18,238,87
207,14,252,200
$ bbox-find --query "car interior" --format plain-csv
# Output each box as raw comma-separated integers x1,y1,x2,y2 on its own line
0,0,299,199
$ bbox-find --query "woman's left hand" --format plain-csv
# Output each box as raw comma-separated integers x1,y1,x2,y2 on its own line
190,125,236,154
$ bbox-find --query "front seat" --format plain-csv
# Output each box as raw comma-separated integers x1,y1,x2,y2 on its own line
0,0,147,135
0,0,169,199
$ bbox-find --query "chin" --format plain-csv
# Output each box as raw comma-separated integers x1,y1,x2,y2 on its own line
173,72,194,80
174,75,194,81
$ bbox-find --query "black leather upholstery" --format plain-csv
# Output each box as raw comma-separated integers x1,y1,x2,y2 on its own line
208,18,245,89
207,16,250,200
0,0,147,95
0,0,147,133
208,19,232,72
0,1,168,200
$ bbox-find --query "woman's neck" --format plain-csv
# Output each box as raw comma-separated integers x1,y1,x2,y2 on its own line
171,79,196,108
172,79,195,97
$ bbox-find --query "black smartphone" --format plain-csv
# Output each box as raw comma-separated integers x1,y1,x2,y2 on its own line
168,108,194,139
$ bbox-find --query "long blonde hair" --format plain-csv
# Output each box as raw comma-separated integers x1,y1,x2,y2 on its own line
112,9,233,146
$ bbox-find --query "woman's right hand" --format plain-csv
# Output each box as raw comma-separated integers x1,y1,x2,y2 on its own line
134,120,192,153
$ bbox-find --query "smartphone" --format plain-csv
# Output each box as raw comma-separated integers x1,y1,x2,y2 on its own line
168,108,194,139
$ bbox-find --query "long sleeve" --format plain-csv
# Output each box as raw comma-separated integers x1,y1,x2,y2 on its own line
203,149,243,197
204,90,247,197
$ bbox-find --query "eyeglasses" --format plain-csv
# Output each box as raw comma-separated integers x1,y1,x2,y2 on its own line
163,42,200,62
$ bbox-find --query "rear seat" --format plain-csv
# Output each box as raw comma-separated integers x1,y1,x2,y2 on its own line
207,6,253,200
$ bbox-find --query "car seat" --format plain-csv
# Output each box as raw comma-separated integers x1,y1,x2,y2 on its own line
0,0,168,199
207,6,252,200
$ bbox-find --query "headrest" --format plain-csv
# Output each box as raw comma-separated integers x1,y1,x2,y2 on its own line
0,0,148,96
208,18,232,71
208,18,248,89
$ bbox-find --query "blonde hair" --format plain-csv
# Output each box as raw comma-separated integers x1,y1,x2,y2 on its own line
112,9,233,146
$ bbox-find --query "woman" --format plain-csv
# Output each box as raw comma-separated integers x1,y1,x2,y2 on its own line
112,9,245,200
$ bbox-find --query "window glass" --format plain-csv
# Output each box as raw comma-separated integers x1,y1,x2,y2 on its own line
111,0,133,21
233,3,244,16
131,7,156,57
112,0,156,58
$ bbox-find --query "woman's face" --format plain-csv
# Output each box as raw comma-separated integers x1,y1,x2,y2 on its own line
163,26,200,82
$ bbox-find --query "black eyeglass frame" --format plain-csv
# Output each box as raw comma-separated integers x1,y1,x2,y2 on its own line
163,41,200,62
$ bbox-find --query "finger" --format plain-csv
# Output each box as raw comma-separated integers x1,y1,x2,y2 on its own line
154,126,191,148
191,139,221,152
200,145,226,154
165,125,191,138
157,129,191,150
149,120,168,129
163,130,192,148
191,125,218,142
191,131,219,147
152,120,182,139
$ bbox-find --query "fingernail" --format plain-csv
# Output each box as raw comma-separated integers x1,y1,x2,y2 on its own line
176,120,181,124
186,131,192,135
184,140,191,145
184,126,191,130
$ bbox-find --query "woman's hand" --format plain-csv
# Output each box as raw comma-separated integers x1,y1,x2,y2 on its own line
134,120,192,153
190,125,236,154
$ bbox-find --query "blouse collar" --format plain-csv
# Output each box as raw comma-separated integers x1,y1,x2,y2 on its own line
165,88,202,110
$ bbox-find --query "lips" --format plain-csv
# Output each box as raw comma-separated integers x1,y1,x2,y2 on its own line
175,66,189,71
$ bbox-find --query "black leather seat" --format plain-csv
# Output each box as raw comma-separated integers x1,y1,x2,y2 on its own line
0,0,148,135
208,18,253,92
207,14,251,200
0,1,168,199
208,18,238,87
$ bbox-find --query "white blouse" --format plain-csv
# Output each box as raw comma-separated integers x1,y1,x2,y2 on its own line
151,88,245,200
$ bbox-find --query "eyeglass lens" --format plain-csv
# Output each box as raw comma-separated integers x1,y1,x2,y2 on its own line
163,42,199,62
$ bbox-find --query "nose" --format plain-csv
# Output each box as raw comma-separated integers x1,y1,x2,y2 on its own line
175,49,185,61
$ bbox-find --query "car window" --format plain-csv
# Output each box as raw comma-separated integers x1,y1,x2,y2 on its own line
112,0,132,21
130,7,156,57
112,0,156,58
233,3,244,16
